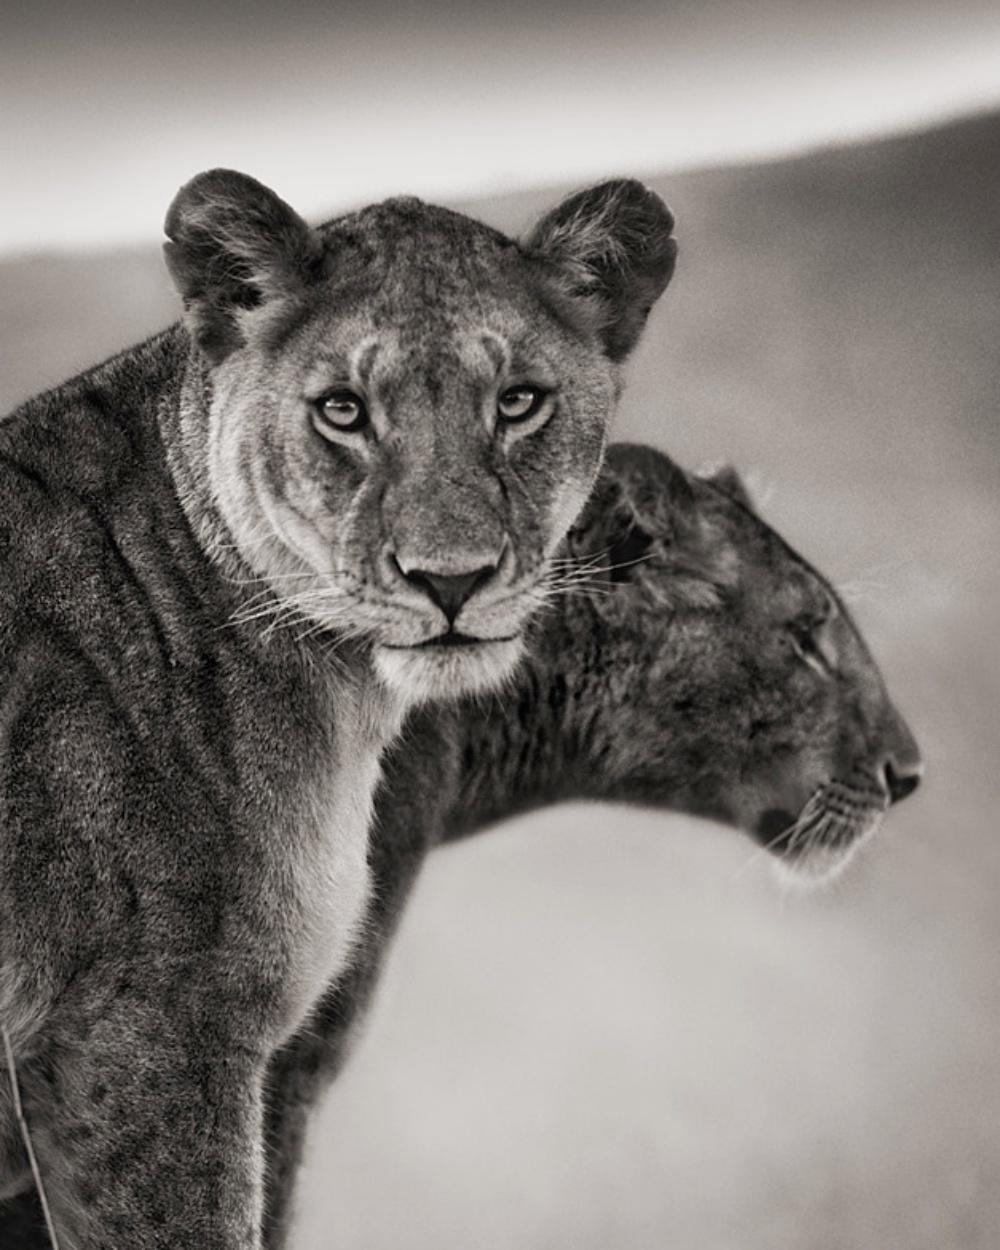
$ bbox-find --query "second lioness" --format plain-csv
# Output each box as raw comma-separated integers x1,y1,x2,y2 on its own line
260,443,923,1245
0,175,676,1247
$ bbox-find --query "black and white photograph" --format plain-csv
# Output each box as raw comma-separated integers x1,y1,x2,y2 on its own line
1,2,998,1247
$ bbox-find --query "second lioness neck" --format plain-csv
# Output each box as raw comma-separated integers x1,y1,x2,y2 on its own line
433,622,611,842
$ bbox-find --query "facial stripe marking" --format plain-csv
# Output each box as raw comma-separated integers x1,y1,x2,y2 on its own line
353,339,381,391
479,332,509,376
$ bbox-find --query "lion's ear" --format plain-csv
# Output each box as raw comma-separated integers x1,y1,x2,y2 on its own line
572,444,690,563
572,447,733,610
525,180,677,361
699,463,756,511
567,477,656,587
164,169,325,363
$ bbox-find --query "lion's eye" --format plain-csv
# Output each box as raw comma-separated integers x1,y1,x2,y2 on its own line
313,390,369,435
788,616,834,672
497,385,547,424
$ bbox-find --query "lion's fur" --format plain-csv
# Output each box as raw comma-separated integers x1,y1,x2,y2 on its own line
0,171,676,1248
163,171,676,705
257,442,921,1245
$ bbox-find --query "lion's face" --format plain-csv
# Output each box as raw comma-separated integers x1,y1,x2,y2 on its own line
564,445,923,883
207,209,615,701
164,173,676,703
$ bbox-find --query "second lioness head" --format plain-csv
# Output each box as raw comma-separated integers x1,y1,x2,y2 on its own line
164,170,676,701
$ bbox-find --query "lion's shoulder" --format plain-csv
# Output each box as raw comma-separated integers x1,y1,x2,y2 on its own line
0,326,184,499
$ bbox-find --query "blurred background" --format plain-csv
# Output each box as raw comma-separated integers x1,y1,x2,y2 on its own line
3,2,1000,1247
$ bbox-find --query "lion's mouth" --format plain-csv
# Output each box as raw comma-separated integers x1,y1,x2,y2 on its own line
384,632,519,650
755,784,887,884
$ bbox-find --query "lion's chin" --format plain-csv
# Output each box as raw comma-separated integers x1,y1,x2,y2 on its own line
772,840,863,889
769,809,884,890
372,636,525,706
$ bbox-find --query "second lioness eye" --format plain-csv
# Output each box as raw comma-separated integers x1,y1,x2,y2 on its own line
497,385,547,424
314,390,369,434
790,619,819,654
788,614,834,671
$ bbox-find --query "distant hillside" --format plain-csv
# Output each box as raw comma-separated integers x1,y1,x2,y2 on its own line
3,108,999,432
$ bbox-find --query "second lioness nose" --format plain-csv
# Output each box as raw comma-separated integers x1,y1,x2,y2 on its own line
398,563,498,625
883,759,922,804
879,711,924,806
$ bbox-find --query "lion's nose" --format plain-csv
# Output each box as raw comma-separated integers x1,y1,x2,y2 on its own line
396,562,499,626
879,711,923,806
883,759,922,805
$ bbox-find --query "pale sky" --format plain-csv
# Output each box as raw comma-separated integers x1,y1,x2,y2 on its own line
2,0,999,255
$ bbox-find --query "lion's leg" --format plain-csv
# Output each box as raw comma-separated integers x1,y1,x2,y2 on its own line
0,1055,46,1248
261,1067,315,1250
261,832,431,1248
20,1007,268,1250
261,963,377,1250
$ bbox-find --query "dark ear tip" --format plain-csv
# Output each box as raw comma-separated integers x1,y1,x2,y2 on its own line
163,168,269,239
609,179,675,230
605,442,695,508
594,177,673,211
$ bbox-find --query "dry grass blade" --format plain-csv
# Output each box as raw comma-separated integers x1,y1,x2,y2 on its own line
1,1025,61,1250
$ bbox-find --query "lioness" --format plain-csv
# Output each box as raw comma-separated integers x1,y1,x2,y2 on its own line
0,174,676,1248
255,444,922,1246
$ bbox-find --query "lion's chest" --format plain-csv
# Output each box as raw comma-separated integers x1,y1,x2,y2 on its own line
272,682,408,1043
277,749,381,1039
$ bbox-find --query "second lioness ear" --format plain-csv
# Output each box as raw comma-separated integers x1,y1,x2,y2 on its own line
525,180,677,362
164,169,325,363
566,474,656,590
700,464,756,511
